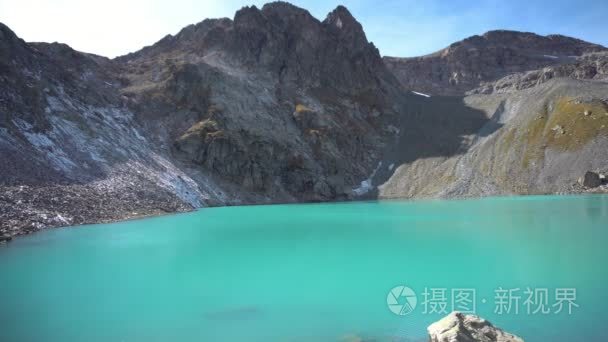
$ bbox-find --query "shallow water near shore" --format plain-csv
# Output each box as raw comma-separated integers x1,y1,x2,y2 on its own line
1,195,608,341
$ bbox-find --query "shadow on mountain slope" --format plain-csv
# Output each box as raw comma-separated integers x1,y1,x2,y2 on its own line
368,93,500,197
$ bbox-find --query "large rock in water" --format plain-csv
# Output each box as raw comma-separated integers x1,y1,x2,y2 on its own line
428,312,524,342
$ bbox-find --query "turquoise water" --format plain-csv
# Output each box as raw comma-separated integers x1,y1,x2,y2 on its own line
1,195,608,341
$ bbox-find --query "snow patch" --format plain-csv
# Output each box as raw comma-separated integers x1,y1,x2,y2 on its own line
388,163,395,171
412,91,431,98
335,18,343,29
543,55,559,59
352,161,383,196
353,180,372,196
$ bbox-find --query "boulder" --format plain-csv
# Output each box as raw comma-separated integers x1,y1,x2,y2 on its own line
551,124,565,135
579,171,601,188
428,312,524,342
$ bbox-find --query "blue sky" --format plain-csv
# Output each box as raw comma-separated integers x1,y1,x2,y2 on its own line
0,0,606,58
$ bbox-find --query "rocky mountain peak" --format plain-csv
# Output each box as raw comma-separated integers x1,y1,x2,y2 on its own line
259,1,320,32
384,29,607,95
481,29,538,40
261,1,311,16
233,5,266,28
0,22,29,62
0,22,18,44
323,5,368,51
173,18,232,42
324,5,356,29
107,2,404,206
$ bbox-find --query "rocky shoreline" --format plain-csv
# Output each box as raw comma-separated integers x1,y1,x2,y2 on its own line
0,182,192,240
2,178,606,242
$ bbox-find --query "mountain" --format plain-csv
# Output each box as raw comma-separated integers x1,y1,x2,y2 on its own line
1,2,607,238
116,3,404,202
384,30,607,96
470,51,608,94
0,22,196,234
377,53,608,199
0,2,406,236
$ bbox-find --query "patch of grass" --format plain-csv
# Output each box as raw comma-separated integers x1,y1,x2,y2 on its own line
518,97,608,169
522,108,549,169
499,127,516,156
188,119,217,133
545,97,608,151
179,119,221,141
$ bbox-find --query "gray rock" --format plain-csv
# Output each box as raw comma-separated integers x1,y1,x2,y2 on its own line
579,171,602,188
552,124,565,135
468,51,608,95
428,312,524,342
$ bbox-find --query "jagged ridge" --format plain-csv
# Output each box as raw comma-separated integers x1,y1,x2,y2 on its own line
384,29,607,95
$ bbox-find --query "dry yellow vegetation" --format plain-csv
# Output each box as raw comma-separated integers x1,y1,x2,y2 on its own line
519,97,608,168
295,103,313,113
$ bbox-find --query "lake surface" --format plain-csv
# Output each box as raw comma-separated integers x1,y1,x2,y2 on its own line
1,195,608,341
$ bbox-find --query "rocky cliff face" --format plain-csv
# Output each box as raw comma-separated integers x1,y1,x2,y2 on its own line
384,30,607,96
1,2,405,236
470,51,608,94
117,3,403,202
0,22,207,235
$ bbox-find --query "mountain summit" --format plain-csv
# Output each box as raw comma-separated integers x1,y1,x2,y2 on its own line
384,29,607,95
